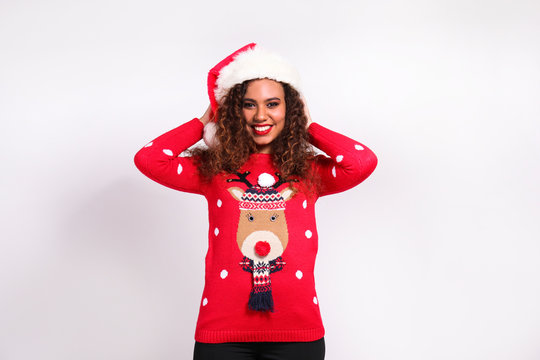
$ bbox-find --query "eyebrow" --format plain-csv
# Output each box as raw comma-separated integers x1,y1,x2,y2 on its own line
243,97,281,102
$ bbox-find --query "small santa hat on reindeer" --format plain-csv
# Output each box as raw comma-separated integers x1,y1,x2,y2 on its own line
203,43,302,146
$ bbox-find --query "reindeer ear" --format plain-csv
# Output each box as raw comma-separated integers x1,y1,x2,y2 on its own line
228,187,245,201
280,187,296,201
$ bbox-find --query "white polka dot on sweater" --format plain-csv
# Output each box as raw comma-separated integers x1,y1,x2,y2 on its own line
313,297,318,305
354,144,364,150
217,199,222,207
144,142,153,147
296,270,303,279
331,167,336,177
302,200,307,209
214,228,219,236
163,149,173,156
336,155,343,163
305,230,312,239
177,163,183,174
220,269,228,279
202,298,208,306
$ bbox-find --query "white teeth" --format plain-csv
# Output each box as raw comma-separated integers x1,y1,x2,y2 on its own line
254,125,271,131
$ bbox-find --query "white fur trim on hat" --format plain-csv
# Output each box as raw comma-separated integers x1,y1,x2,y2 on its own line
203,121,218,147
214,46,301,105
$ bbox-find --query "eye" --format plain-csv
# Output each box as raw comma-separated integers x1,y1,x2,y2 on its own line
243,102,255,109
267,102,279,108
270,214,278,222
247,213,255,222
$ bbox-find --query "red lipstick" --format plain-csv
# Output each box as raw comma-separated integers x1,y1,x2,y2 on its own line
252,125,273,136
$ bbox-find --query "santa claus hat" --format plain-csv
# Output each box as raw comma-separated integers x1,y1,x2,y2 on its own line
207,43,302,114
204,43,301,146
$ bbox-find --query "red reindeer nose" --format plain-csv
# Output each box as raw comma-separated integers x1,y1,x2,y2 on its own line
255,241,271,257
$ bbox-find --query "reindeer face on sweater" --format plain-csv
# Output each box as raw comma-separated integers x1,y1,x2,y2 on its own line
227,173,295,262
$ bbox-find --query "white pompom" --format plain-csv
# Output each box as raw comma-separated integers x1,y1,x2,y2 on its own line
203,122,219,147
258,173,276,188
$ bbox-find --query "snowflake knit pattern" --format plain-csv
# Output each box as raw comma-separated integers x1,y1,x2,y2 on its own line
134,118,377,343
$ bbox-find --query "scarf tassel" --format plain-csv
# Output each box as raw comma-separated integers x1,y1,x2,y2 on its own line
248,287,274,312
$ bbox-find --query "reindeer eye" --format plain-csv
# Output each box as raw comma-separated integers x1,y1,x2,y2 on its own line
270,214,278,222
247,213,254,222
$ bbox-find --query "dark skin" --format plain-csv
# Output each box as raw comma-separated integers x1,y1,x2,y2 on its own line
241,79,287,154
199,80,313,151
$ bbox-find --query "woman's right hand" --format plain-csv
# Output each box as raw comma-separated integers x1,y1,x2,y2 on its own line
199,105,214,125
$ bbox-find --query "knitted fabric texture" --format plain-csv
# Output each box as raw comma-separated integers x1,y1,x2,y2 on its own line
234,173,288,311
134,119,378,343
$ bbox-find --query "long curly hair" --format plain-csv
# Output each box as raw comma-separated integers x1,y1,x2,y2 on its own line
190,79,319,191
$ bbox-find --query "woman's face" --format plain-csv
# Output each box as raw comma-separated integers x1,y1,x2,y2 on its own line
242,78,286,154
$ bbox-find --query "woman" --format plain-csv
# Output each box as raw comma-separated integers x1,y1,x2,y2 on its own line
134,43,378,360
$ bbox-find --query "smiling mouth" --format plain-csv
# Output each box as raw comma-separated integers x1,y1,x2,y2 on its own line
252,125,273,135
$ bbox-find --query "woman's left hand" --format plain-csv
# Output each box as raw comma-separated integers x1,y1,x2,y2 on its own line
300,94,313,128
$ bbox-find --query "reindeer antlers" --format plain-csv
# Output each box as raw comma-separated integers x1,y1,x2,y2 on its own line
227,171,253,187
227,171,297,189
273,172,298,189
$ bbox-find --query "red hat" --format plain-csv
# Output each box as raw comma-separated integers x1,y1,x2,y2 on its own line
207,43,302,115
203,44,301,147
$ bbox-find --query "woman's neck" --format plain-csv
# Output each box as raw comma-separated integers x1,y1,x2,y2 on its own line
255,144,273,154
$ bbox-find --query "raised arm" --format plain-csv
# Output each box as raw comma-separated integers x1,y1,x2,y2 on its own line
134,117,207,195
308,122,378,197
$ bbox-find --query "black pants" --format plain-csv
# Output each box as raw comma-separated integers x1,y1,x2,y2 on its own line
193,337,325,360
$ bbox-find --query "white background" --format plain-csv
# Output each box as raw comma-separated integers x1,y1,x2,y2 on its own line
1,1,539,359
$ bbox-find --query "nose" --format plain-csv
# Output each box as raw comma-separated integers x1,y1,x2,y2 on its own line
254,107,267,122
255,241,271,257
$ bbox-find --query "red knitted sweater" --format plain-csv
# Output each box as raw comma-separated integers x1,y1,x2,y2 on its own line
134,118,377,343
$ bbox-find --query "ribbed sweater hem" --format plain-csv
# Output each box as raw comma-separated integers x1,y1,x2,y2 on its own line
195,327,325,343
